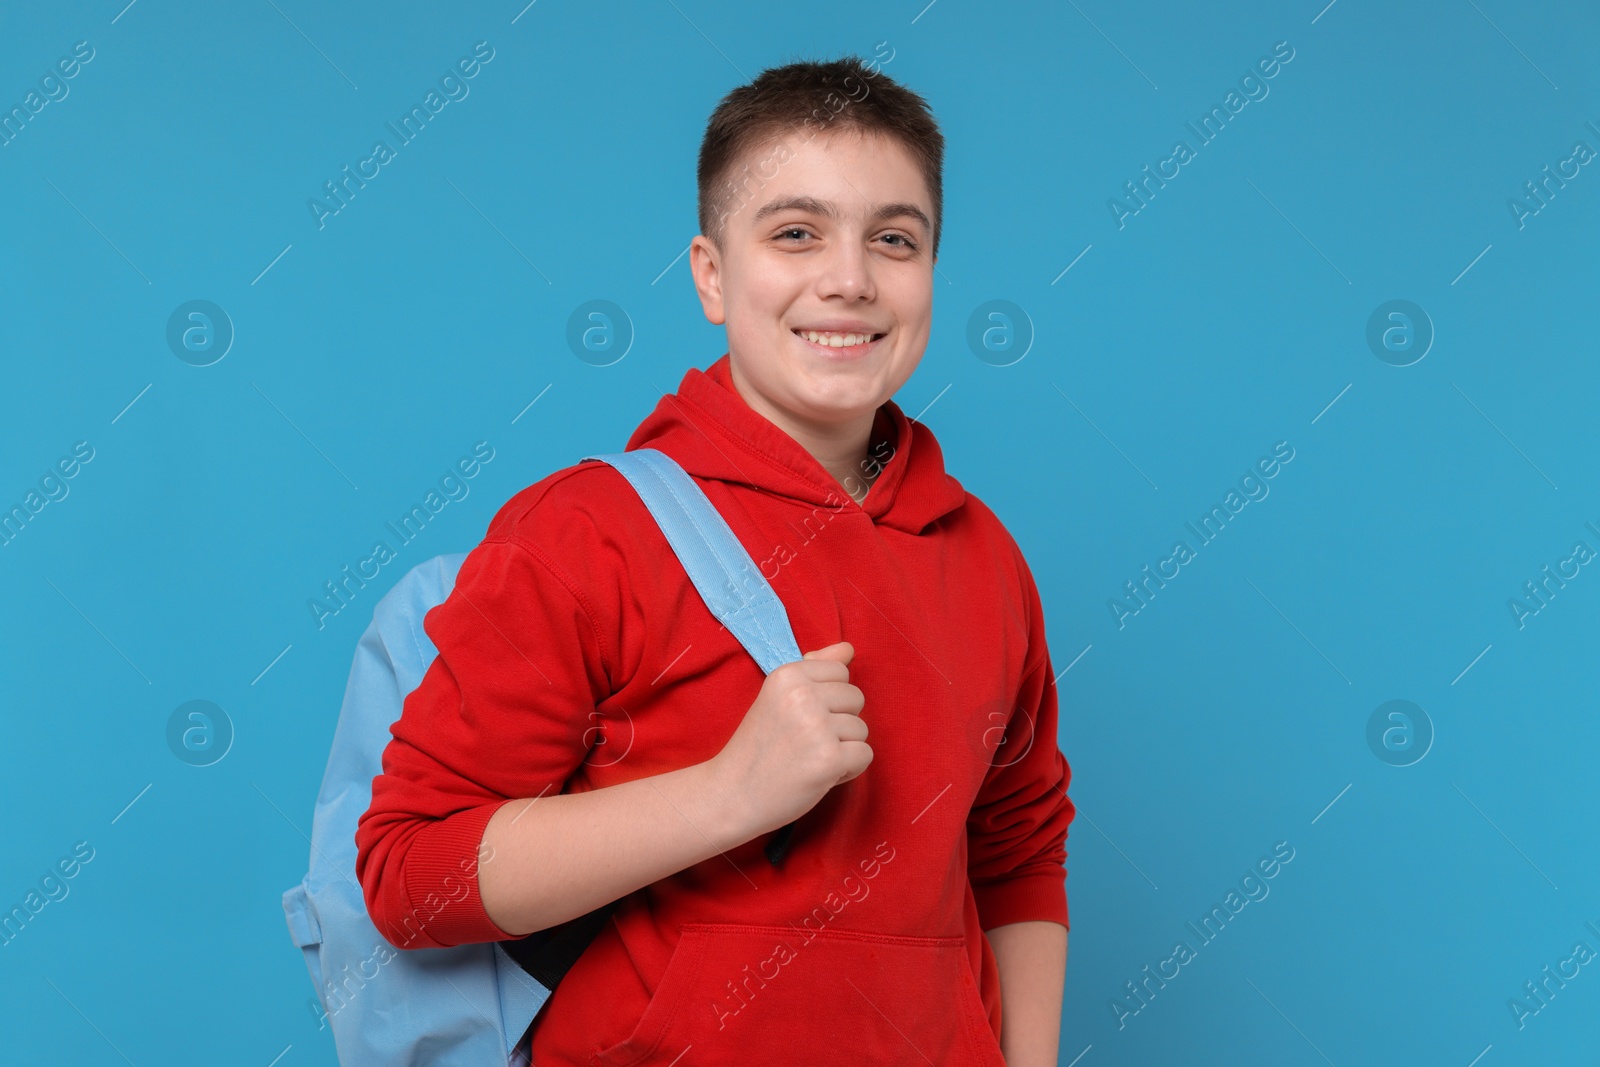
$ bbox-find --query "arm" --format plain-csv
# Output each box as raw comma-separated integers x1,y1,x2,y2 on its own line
479,759,744,936
482,638,864,935
357,492,865,947
965,648,1074,931
986,920,1067,1067
357,527,758,942
966,546,1075,1054
355,529,640,949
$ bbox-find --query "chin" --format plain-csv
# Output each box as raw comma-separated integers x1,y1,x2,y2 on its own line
794,380,884,417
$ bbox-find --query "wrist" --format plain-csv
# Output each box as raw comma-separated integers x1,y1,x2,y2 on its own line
688,756,756,852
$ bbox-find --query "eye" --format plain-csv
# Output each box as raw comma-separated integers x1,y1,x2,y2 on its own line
775,226,813,242
881,233,920,252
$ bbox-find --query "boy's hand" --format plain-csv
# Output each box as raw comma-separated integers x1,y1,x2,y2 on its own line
707,641,871,839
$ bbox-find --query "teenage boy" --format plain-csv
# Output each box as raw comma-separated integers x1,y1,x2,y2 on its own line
357,55,1074,1066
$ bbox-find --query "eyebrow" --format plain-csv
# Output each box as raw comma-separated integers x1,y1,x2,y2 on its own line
750,195,931,237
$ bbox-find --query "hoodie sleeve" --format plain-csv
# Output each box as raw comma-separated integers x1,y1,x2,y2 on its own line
355,531,614,949
965,553,1075,932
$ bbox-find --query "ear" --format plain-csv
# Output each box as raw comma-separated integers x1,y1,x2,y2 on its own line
689,234,726,326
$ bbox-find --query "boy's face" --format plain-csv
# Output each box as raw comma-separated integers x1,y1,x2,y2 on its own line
689,128,937,439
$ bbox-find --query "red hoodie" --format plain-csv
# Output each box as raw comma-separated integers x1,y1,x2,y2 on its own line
356,353,1074,1066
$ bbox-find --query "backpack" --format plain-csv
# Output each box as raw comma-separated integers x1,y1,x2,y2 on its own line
281,447,805,1065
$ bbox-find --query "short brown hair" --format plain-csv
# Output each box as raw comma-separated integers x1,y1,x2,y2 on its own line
697,54,945,259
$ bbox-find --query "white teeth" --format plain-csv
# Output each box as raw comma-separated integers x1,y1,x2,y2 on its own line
799,330,876,347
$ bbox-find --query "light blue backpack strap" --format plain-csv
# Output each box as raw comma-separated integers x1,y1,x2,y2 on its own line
582,448,803,674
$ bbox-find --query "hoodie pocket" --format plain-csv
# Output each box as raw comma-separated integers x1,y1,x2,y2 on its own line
590,922,1005,1067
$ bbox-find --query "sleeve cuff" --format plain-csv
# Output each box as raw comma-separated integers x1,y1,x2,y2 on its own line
393,800,519,948
973,868,1069,932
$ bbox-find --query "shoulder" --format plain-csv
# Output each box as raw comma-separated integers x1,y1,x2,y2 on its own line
950,486,1031,583
483,459,641,554
446,461,650,690
956,485,1050,671
465,459,645,611
479,454,667,605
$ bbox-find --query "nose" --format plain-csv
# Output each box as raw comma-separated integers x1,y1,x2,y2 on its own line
814,235,876,303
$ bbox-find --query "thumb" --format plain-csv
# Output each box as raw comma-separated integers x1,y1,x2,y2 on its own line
802,640,853,664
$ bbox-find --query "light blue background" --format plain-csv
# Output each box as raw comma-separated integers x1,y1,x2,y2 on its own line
2,1,1596,1063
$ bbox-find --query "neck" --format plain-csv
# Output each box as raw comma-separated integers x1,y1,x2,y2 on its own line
727,359,881,504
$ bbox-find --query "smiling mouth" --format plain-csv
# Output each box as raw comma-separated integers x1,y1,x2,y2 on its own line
791,329,886,356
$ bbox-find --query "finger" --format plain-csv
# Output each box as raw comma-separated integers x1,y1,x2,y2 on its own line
821,681,866,716
835,741,873,783
833,714,868,743
785,658,850,685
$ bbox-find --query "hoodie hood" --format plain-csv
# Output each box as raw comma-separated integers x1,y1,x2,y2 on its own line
625,353,967,535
